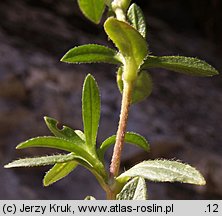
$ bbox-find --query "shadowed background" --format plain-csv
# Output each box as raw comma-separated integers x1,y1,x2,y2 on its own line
0,0,222,199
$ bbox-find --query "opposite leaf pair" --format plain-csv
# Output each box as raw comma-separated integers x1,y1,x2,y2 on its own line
62,4,218,104
5,74,206,199
4,75,149,192
5,1,218,199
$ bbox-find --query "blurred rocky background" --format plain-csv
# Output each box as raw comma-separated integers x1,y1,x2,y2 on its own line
0,0,221,199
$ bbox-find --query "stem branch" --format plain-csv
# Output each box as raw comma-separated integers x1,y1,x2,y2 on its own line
110,81,133,178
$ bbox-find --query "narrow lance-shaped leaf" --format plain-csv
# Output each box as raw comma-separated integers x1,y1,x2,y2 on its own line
14,136,109,180
117,160,206,185
61,44,122,65
44,116,85,145
16,136,94,166
98,132,149,160
43,161,78,186
77,0,105,24
117,177,147,200
82,74,100,151
142,56,219,77
4,154,77,168
127,3,147,38
43,117,84,186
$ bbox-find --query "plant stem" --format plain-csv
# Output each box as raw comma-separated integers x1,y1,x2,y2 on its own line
114,7,126,21
110,81,133,178
106,189,116,200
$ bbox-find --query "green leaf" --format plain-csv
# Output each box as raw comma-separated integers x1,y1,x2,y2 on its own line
4,154,77,168
43,161,78,186
61,44,122,65
131,71,153,103
104,17,148,66
104,17,148,81
117,177,147,200
84,196,96,200
117,160,206,185
117,68,153,103
82,74,100,150
117,67,124,92
44,116,84,145
77,0,105,24
98,132,149,159
14,136,109,179
111,0,132,12
16,136,94,165
75,130,86,142
127,3,147,38
142,56,219,77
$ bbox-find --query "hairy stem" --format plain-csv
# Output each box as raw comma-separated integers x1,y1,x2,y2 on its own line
106,189,116,200
110,81,133,178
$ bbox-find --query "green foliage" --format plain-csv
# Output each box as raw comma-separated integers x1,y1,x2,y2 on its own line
117,177,147,200
117,68,153,103
5,75,109,188
98,131,150,160
104,17,148,82
4,154,77,168
117,160,206,185
61,44,121,65
5,0,219,200
44,117,85,145
127,3,147,38
44,161,78,186
77,0,105,24
16,137,90,160
142,56,219,77
82,74,100,151
131,71,152,103
44,117,84,186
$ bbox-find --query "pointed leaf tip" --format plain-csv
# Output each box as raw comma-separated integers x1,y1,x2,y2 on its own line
77,0,105,24
44,116,84,145
43,161,78,186
44,116,85,145
4,154,77,168
82,74,100,150
127,3,147,38
142,56,219,77
98,132,150,160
